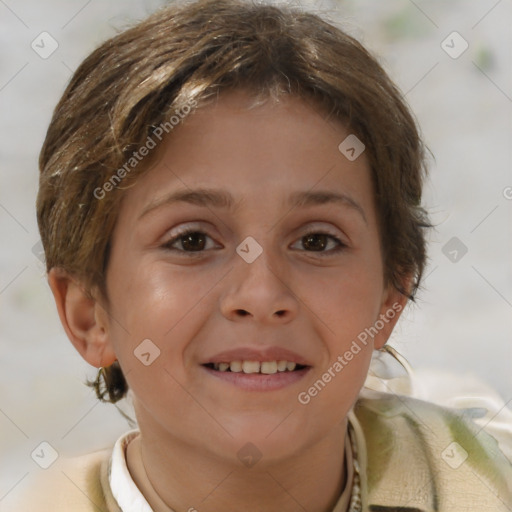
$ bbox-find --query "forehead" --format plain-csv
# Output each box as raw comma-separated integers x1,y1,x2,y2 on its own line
117,90,375,223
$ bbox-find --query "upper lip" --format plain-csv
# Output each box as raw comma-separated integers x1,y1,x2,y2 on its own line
202,347,312,366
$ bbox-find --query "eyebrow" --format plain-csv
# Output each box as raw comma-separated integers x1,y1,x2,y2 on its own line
139,187,367,223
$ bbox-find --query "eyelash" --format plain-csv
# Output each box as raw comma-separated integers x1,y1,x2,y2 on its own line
161,227,347,257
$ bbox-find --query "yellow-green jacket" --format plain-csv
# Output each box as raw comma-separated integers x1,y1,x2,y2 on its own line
5,390,512,511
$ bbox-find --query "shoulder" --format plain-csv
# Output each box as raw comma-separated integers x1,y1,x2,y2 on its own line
2,448,120,512
353,390,512,511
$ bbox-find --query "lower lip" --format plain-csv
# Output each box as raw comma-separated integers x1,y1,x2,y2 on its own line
201,365,311,391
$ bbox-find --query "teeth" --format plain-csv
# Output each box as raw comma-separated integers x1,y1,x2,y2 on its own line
261,361,277,374
277,360,288,371
242,361,260,374
230,360,243,372
286,362,296,371
211,360,302,373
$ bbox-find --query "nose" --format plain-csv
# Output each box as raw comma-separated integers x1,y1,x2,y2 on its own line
220,249,299,325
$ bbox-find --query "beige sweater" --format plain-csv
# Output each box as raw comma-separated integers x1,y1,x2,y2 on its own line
5,390,512,511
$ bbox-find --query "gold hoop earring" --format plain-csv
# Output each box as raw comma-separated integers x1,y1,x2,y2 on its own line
92,366,110,401
88,361,127,403
379,344,415,377
364,344,415,395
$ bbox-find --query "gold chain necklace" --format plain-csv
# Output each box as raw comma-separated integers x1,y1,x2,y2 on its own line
347,421,362,512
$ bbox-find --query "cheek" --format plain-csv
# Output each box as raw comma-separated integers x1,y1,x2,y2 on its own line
105,258,220,368
294,263,381,419
298,255,384,337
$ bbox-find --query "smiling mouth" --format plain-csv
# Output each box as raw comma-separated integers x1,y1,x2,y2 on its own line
203,361,308,374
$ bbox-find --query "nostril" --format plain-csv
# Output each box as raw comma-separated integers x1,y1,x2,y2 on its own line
236,309,250,316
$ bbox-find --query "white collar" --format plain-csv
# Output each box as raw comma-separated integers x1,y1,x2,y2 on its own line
109,430,154,512
108,428,354,512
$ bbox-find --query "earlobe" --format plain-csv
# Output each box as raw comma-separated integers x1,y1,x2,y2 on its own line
47,268,117,368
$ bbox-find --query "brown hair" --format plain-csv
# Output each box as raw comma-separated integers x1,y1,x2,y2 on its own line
37,0,430,403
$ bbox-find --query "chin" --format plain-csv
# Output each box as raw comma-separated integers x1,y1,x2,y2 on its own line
209,413,314,465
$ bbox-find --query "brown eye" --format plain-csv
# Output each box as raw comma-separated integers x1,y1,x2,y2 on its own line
163,230,216,253
292,232,346,256
302,233,329,251
180,232,207,251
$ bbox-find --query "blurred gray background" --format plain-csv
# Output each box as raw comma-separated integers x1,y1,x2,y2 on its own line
1,0,511,502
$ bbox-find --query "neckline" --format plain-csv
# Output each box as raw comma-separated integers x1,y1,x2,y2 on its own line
109,420,360,512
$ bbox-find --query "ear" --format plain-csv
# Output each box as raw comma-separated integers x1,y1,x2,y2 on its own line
47,267,117,368
372,277,411,350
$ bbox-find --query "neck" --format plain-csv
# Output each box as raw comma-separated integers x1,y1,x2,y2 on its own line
126,420,348,512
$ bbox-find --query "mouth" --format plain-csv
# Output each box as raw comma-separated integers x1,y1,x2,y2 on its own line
202,360,308,374
201,358,311,391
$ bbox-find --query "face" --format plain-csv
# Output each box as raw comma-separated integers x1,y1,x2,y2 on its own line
99,90,404,465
